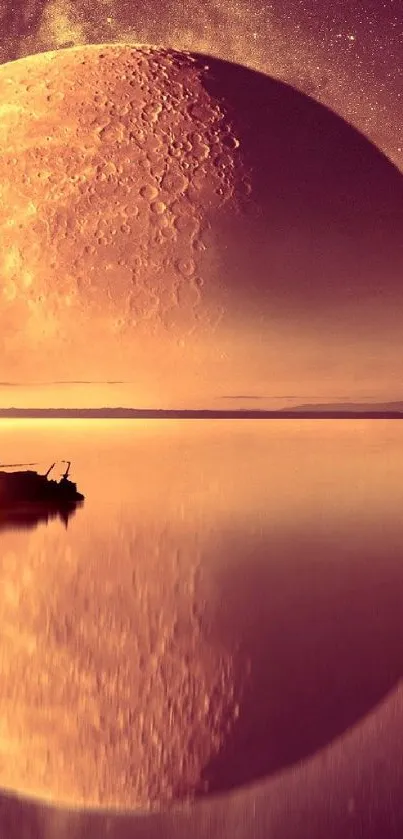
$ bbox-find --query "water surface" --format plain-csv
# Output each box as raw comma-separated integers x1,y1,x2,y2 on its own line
1,419,403,810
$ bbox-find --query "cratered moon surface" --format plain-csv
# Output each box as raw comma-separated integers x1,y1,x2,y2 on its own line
0,44,402,403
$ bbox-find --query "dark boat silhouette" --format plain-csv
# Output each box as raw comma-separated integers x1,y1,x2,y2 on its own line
0,461,84,508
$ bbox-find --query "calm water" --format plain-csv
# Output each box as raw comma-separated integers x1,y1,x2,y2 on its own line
1,419,403,810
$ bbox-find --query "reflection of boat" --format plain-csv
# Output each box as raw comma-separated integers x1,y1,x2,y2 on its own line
0,461,84,506
0,501,81,532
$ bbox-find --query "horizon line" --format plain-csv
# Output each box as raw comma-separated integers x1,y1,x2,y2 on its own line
1,405,403,420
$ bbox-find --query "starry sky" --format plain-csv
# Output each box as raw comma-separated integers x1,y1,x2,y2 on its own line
0,0,402,173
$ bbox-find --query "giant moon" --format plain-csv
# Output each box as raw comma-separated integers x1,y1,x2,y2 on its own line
0,44,402,405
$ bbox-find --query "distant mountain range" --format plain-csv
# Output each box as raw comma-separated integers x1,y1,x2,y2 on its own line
294,401,403,413
1,402,403,419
